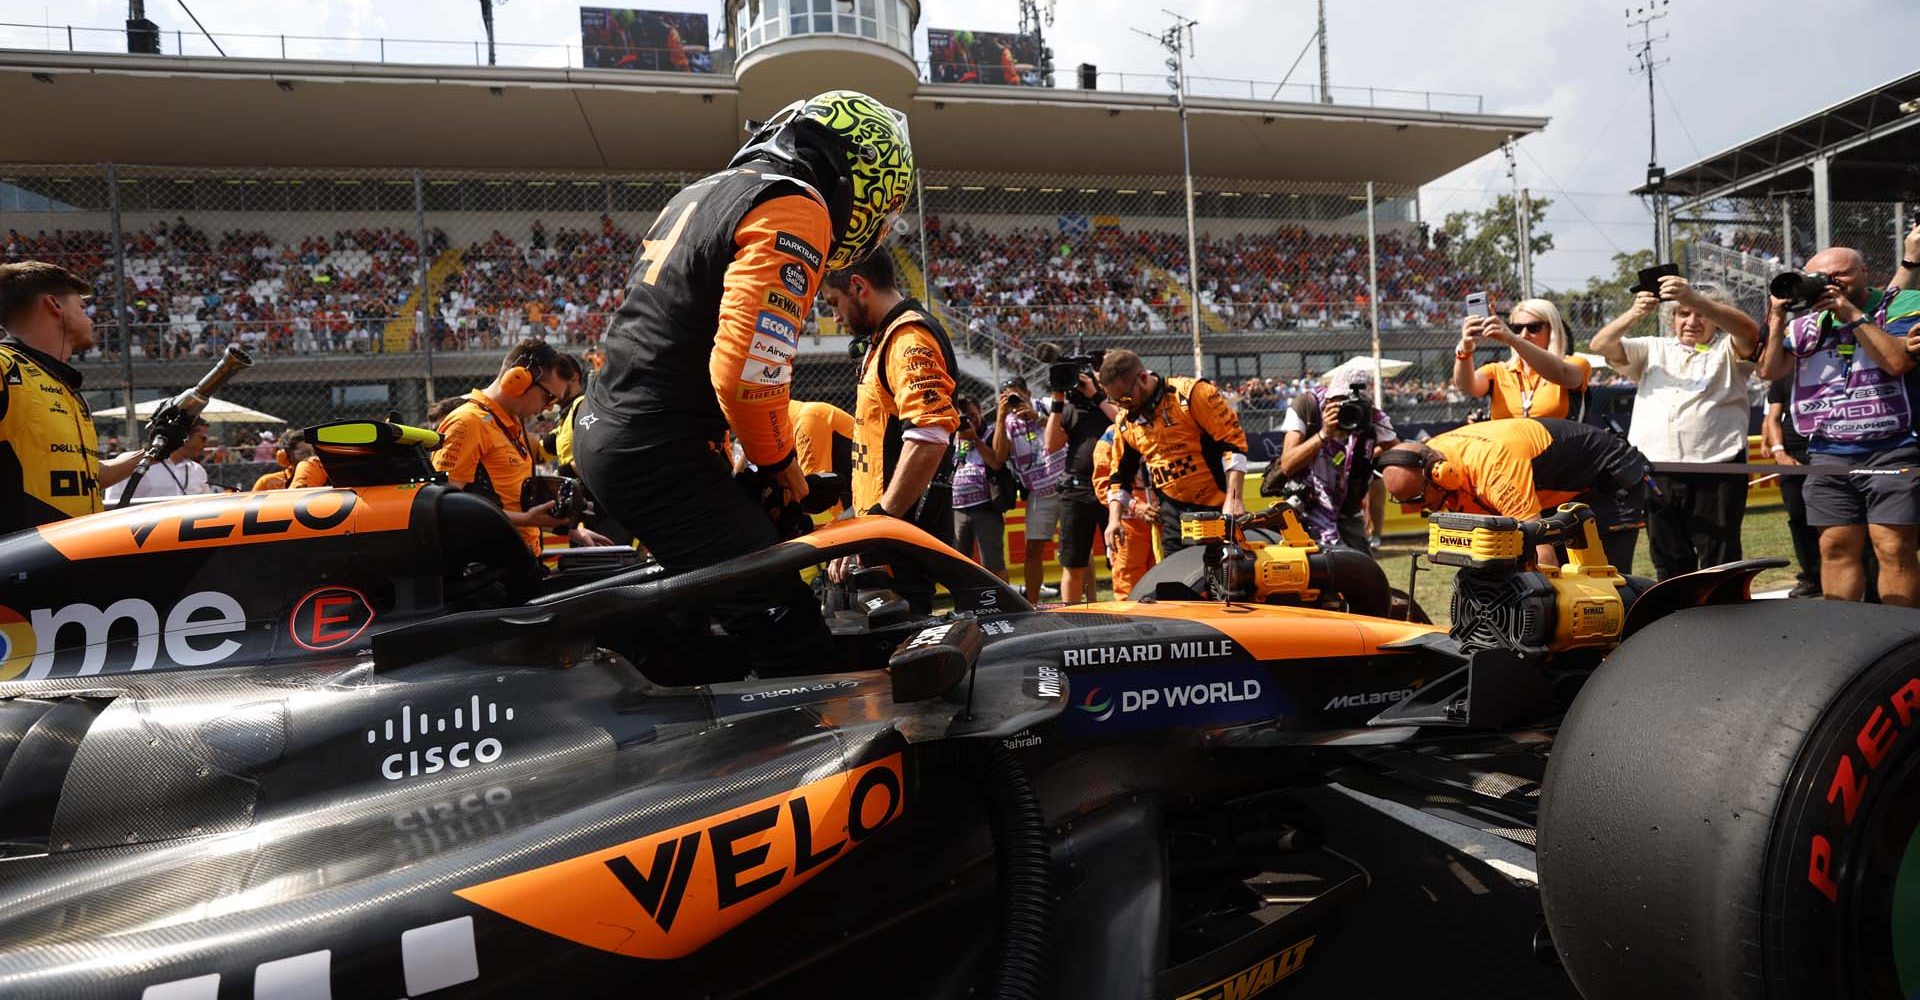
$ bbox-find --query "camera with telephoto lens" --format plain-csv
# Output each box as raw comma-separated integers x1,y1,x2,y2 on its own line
521,475,588,522
1770,270,1838,311
1047,350,1107,393
1333,379,1372,432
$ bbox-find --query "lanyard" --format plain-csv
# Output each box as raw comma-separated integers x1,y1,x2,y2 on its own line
158,460,189,494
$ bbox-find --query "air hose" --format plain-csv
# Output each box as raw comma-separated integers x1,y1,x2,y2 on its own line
969,740,1052,1000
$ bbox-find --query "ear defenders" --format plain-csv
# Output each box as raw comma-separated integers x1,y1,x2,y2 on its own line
501,360,537,397
274,447,292,470
1376,445,1445,480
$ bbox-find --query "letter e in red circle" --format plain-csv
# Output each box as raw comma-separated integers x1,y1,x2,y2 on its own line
289,586,375,652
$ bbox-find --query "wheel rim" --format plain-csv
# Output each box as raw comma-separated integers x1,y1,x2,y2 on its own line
1848,746,1920,998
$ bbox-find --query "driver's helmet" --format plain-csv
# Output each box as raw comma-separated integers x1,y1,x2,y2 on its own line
730,90,915,270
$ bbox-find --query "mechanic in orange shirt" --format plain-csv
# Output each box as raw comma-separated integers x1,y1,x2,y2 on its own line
789,397,854,512
822,247,960,612
435,340,605,555
573,90,913,675
250,430,310,490
1098,349,1251,560
1378,417,1650,570
1093,422,1157,600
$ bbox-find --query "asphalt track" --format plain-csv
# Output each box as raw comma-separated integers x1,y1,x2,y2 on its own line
1290,785,1580,1000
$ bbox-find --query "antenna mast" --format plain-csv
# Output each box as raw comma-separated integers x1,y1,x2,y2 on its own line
1628,1,1672,259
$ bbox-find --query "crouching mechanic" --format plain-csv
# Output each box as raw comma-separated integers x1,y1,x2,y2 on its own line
435,340,609,554
573,89,915,675
1378,417,1650,570
1097,349,1250,559
822,247,960,613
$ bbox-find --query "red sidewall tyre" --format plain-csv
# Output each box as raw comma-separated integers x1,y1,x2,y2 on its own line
1539,601,1920,1000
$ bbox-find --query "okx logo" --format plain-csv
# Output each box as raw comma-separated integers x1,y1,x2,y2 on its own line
369,696,516,781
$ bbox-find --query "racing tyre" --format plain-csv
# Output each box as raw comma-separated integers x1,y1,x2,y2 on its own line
1539,601,1920,1000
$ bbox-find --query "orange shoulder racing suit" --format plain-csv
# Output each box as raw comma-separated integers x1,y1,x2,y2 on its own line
571,161,836,676
1092,423,1156,599
1107,375,1248,507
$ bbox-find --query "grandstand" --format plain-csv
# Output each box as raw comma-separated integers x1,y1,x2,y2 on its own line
0,3,1547,473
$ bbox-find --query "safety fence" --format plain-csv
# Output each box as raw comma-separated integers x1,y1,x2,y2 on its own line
5,163,1645,463
1675,195,1913,320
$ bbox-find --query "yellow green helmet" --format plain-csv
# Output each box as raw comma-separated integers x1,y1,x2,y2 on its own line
732,90,915,270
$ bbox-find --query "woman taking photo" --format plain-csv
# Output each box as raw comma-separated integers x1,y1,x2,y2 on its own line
1453,297,1591,420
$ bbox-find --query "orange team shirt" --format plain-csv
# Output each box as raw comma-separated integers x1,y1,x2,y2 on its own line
289,456,329,488
433,389,540,554
790,399,853,478
251,468,292,491
1476,355,1592,420
851,315,960,513
710,193,833,469
1423,417,1561,521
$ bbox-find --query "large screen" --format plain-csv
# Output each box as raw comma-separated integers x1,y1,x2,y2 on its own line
580,8,711,72
926,27,1046,87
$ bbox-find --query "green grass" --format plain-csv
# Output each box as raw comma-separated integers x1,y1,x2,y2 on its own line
1374,504,1801,626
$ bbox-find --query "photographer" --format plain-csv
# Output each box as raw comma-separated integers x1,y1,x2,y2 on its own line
990,375,1066,603
1270,365,1397,550
1098,349,1250,559
951,396,1010,580
1589,275,1758,580
1757,246,1920,605
1045,355,1122,603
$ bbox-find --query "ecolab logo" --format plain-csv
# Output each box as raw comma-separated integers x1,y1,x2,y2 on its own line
369,696,515,781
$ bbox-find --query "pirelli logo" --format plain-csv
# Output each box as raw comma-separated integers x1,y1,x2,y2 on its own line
1175,936,1316,1000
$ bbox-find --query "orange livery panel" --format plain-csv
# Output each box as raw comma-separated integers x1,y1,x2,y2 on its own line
37,485,418,562
455,753,905,959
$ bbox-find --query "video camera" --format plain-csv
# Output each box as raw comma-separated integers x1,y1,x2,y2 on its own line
1769,270,1838,311
1047,350,1106,393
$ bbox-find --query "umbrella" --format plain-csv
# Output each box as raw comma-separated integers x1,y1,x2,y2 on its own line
1320,356,1414,386
91,398,284,424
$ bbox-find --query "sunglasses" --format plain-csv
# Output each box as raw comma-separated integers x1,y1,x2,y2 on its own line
1509,320,1549,335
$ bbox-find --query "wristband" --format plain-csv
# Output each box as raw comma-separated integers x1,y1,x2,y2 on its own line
1454,350,1471,360
1768,445,1787,455
865,502,894,518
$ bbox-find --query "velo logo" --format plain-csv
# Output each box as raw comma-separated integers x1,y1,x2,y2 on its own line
368,696,517,781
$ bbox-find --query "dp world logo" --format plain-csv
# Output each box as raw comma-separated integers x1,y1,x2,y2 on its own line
1077,686,1114,722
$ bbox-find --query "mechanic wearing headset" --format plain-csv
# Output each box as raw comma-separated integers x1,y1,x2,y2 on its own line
0,262,158,534
1378,417,1651,570
822,247,960,613
434,340,607,555
1092,421,1158,600
1097,349,1251,559
573,89,914,675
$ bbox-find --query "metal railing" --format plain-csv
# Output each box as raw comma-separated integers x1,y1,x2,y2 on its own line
0,21,1486,113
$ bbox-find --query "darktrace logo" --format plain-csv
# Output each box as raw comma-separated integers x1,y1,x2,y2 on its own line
781,263,808,295
1077,686,1114,722
774,231,823,269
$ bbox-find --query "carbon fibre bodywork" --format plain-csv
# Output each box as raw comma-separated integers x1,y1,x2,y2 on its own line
0,502,1483,999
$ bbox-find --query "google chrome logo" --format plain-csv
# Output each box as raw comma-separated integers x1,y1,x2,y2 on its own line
0,606,35,682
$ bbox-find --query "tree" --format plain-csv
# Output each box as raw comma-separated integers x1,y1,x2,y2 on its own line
1438,194,1555,293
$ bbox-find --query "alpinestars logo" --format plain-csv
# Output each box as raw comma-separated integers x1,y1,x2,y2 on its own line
1077,686,1114,722
369,697,516,781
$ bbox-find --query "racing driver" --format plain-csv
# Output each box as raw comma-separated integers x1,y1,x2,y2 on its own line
573,90,915,675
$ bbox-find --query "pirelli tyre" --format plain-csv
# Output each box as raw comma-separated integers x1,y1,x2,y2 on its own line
1538,601,1920,1000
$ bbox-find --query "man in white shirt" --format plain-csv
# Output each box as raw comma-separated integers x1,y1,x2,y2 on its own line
105,417,214,502
1589,275,1760,579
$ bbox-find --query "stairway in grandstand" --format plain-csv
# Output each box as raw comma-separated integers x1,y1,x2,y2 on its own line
1139,261,1229,336
382,248,466,352
888,245,1020,387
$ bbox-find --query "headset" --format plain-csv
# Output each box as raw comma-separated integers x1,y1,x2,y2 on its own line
1376,444,1448,504
499,342,561,397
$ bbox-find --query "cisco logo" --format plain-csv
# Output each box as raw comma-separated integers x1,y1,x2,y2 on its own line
368,697,516,782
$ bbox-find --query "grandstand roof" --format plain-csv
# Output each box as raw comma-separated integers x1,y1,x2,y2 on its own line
1637,69,1920,205
0,49,1545,187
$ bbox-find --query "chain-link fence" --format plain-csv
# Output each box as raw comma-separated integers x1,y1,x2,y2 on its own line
1677,195,1914,319
4,162,1610,484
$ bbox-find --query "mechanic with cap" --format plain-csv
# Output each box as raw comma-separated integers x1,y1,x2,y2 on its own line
436,339,606,555
821,246,959,613
1097,348,1251,560
0,261,168,534
573,89,914,675
1378,417,1651,570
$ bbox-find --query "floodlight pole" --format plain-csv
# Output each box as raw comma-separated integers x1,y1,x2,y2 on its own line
1628,2,1670,259
1365,180,1382,408
1136,12,1205,378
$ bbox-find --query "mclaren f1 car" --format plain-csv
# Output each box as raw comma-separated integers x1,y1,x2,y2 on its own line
0,420,1915,1000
